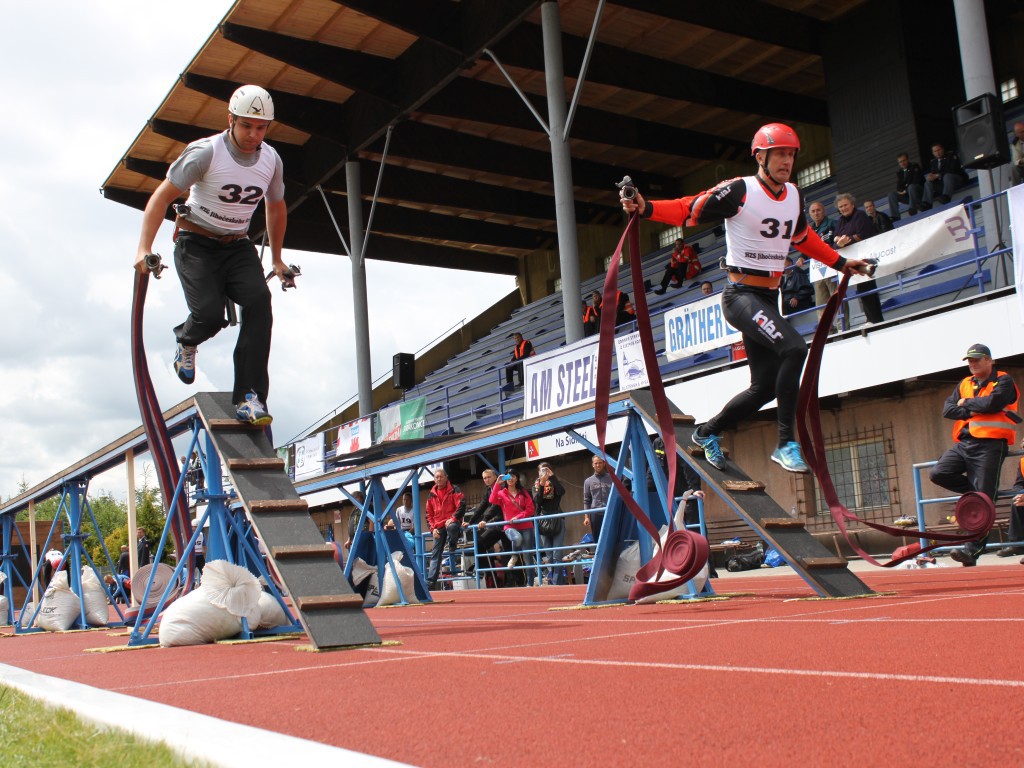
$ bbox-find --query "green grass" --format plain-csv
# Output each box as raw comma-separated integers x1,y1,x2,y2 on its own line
0,685,211,767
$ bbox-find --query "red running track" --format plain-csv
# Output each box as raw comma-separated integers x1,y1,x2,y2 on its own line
3,564,1024,767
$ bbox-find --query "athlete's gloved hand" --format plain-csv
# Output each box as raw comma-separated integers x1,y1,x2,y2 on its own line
840,258,876,278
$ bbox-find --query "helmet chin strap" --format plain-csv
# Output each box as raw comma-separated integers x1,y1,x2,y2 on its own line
758,149,784,186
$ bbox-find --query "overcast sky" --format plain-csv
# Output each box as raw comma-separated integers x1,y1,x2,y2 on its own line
0,3,516,502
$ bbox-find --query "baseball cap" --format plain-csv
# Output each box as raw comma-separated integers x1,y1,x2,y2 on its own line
963,343,992,360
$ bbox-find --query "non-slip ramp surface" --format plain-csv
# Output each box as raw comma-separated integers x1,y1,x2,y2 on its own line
629,390,873,598
194,392,380,649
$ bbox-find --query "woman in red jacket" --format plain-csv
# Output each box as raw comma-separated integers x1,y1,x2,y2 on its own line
489,471,536,585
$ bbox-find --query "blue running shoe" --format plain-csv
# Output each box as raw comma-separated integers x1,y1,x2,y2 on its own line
173,343,197,385
235,391,273,426
771,441,810,474
692,430,727,470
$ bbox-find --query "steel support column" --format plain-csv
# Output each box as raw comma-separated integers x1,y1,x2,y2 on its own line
347,160,374,416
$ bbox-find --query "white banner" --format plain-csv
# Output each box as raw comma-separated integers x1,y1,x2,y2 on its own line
525,417,639,461
335,416,373,457
810,204,973,285
293,435,325,481
663,294,740,361
1008,185,1024,324
614,331,651,391
523,336,600,418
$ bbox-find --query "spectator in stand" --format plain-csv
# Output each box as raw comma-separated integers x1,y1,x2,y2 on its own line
700,281,714,296
193,519,206,578
862,199,893,235
930,343,1019,567
424,469,466,590
583,297,600,336
808,201,838,326
489,471,536,586
390,491,416,548
887,152,925,220
505,332,535,388
465,469,511,587
1002,438,1024,560
1011,122,1024,186
532,462,566,585
922,142,969,208
583,455,613,542
780,256,814,316
137,527,151,567
654,238,701,295
614,291,635,326
834,193,884,325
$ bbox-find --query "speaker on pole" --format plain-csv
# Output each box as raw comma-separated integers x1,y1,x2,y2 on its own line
954,93,1010,170
393,353,415,390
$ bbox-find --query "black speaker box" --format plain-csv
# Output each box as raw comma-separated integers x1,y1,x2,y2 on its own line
954,93,1010,170
393,353,415,389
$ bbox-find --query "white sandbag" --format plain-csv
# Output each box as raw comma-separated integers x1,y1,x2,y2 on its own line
37,572,81,631
350,557,380,607
377,551,416,606
256,591,290,629
158,561,262,647
201,560,262,625
81,568,109,626
158,587,243,647
0,595,9,625
607,540,641,600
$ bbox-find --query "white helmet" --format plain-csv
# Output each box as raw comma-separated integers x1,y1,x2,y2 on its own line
229,85,274,121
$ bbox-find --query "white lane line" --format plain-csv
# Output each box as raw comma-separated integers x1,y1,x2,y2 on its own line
0,663,415,768
362,647,1024,690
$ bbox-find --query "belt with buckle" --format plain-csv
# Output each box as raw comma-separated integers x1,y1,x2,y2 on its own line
175,216,249,245
728,272,781,290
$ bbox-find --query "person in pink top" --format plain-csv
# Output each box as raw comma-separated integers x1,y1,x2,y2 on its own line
489,471,536,585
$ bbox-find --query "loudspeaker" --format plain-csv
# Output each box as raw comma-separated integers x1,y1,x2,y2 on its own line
954,93,1010,170
392,353,415,389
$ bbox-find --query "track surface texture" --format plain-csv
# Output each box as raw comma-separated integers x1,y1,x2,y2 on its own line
3,559,1022,767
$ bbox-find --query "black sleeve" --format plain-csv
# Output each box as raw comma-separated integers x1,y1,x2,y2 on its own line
966,373,1018,414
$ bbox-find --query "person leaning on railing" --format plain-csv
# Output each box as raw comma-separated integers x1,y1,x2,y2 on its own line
489,471,535,586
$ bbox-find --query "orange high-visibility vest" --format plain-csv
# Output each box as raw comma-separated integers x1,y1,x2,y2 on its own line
952,372,1019,443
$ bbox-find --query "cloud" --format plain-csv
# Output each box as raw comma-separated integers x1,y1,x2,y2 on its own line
0,2,517,500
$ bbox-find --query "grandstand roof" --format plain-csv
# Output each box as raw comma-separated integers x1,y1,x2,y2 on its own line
101,0,866,274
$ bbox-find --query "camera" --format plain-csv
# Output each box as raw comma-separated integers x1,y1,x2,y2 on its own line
616,175,637,200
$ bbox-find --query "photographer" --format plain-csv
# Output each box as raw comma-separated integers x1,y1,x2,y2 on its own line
533,463,566,585
489,471,535,586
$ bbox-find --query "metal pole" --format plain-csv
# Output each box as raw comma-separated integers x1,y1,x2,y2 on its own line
346,160,374,416
953,0,1004,254
541,1,585,345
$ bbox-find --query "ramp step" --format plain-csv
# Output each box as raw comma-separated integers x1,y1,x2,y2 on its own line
227,457,285,471
207,418,263,431
248,499,309,513
800,556,848,569
671,413,696,425
722,479,765,492
270,544,336,560
296,594,367,611
763,517,805,529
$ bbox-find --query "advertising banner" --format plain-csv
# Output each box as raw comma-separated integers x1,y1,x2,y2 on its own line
293,434,324,481
662,294,740,361
613,331,651,391
335,416,373,456
522,336,600,419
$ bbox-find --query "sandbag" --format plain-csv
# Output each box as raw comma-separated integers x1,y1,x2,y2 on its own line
256,591,290,629
158,561,262,647
80,568,109,626
0,595,8,625
349,557,380,607
37,572,81,631
378,551,416,606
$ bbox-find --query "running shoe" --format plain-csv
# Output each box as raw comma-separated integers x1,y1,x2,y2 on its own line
692,430,727,470
235,391,273,426
173,343,197,385
770,441,810,474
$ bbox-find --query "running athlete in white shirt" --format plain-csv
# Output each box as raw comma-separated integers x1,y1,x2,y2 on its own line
621,123,871,473
135,85,290,425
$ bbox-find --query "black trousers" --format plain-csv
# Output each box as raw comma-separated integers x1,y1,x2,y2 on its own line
929,438,1008,547
173,233,273,404
856,280,884,323
505,361,524,386
427,522,462,584
704,285,807,445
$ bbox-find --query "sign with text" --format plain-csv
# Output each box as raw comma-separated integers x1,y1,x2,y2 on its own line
335,416,373,456
293,434,324,481
522,336,600,418
663,295,740,361
376,396,426,443
525,417,634,461
614,331,651,391
810,204,972,285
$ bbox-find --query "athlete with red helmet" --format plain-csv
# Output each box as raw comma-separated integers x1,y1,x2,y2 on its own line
621,123,870,473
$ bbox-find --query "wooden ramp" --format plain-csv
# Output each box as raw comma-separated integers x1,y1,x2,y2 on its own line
194,393,380,649
630,390,873,598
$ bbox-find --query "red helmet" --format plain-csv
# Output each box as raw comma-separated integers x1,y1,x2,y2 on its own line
751,123,800,155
